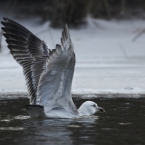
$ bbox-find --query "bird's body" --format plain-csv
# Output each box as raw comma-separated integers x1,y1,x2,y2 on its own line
1,18,104,118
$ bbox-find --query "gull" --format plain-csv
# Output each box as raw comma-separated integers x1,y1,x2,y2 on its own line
1,18,105,118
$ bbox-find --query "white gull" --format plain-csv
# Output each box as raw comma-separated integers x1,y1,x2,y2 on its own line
1,18,105,118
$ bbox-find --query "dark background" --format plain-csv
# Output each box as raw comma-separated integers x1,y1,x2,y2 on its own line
0,0,145,27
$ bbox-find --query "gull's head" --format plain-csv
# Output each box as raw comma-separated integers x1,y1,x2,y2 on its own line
78,101,105,116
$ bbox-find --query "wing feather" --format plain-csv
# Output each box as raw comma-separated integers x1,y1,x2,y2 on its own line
37,24,78,115
1,18,50,104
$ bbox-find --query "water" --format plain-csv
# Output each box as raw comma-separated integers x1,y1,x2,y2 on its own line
0,95,145,145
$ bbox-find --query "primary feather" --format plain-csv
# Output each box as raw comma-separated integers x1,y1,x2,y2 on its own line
1,18,50,104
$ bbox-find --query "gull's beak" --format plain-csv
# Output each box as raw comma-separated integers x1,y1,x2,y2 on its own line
98,107,105,113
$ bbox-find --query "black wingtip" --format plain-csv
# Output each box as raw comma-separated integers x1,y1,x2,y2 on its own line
1,18,10,27
3,17,9,21
1,27,6,32
3,33,7,38
56,44,61,47
1,21,5,26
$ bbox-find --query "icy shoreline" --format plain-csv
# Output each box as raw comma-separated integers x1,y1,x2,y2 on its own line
0,92,144,99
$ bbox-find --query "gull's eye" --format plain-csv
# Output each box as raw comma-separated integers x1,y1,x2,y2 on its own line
93,104,96,108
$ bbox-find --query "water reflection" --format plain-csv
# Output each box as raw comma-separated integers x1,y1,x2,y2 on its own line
13,117,99,145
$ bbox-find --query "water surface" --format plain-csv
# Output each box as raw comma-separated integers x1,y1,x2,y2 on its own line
0,95,145,145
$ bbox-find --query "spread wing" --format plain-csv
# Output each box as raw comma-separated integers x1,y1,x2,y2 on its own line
1,18,50,104
37,25,78,115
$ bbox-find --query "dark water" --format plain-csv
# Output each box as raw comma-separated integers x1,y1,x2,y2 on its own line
0,95,145,145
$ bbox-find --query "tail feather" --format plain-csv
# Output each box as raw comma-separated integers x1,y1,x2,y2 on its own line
23,105,45,118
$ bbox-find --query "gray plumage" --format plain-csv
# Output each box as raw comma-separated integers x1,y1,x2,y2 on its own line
1,18,78,116
1,18,105,118
1,18,50,104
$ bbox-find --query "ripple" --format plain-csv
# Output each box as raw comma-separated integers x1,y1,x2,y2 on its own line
0,127,25,131
118,122,132,125
67,125,82,128
0,119,11,122
14,115,30,120
101,128,117,130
